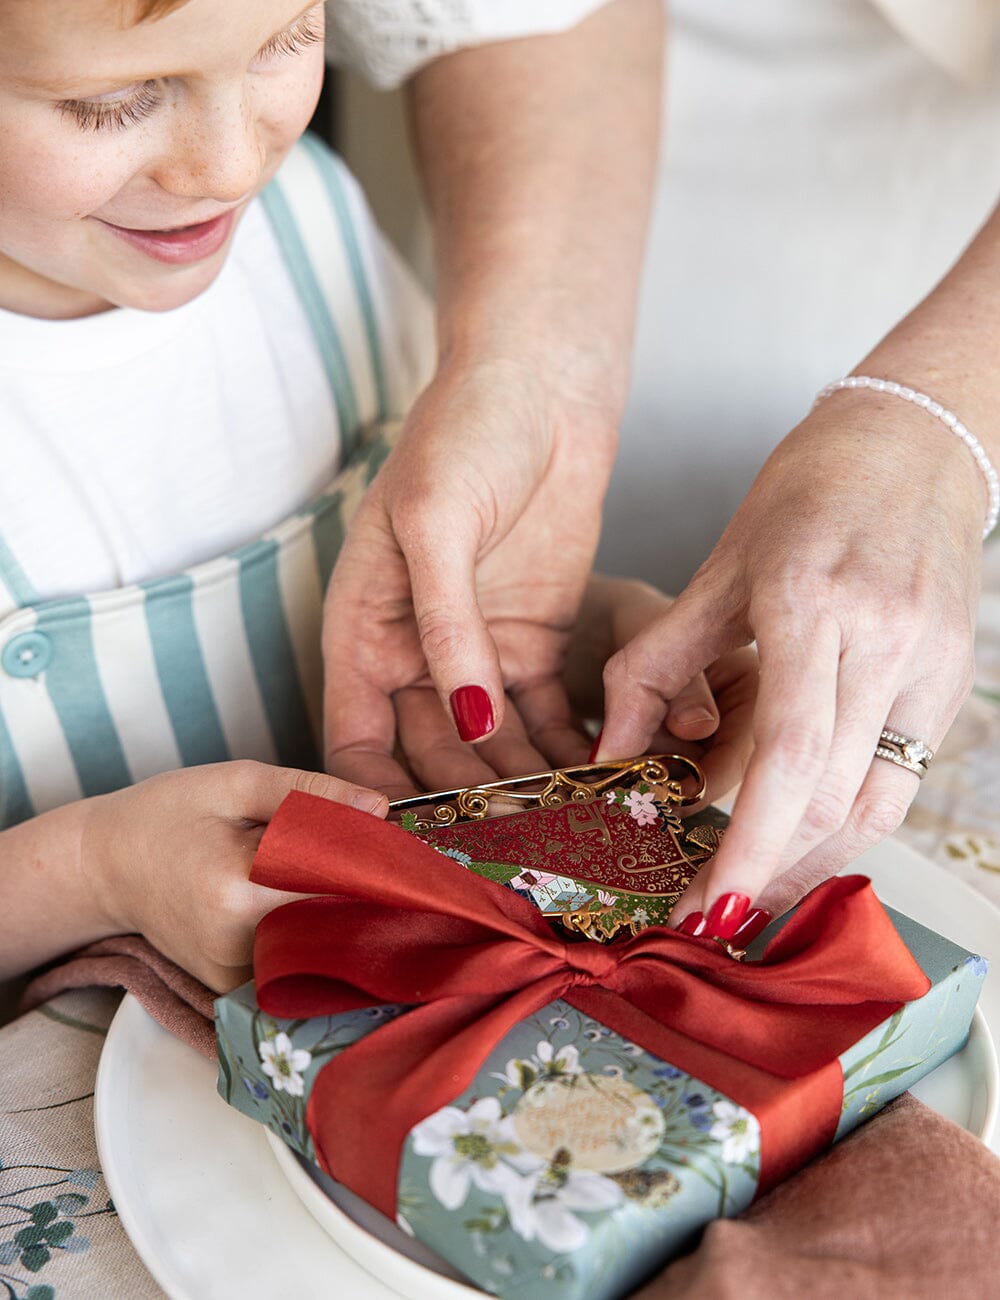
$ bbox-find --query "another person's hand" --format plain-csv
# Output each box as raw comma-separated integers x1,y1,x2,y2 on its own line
82,761,387,991
322,352,617,799
566,575,758,809
597,391,983,935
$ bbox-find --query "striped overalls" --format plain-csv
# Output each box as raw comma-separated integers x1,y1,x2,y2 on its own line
0,135,431,830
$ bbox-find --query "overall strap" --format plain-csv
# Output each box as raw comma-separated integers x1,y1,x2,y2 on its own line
0,534,38,619
259,135,391,459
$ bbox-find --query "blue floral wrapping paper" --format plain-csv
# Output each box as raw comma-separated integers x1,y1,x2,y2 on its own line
215,899,986,1300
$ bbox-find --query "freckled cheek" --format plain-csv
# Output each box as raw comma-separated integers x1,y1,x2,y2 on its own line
0,135,144,224
261,50,326,158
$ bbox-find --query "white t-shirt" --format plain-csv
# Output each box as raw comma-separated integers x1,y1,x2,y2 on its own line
0,143,432,604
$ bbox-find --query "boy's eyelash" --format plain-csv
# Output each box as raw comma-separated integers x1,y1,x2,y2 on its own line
59,82,161,133
257,10,324,60
57,9,322,134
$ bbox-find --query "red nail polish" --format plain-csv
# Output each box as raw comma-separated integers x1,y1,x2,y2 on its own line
587,729,604,764
731,907,772,945
704,892,751,940
450,685,495,742
676,911,706,936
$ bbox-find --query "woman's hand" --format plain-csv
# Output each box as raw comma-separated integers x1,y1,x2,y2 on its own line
79,762,386,991
597,390,984,934
321,351,617,798
322,0,664,799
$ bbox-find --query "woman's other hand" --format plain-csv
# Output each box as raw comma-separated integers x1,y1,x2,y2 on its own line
598,391,983,931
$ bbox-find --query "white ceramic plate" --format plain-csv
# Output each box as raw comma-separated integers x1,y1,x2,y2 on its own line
96,838,1000,1300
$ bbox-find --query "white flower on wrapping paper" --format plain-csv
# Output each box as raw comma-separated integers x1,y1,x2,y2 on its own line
258,1033,312,1097
624,790,659,827
496,1040,584,1089
503,1161,623,1253
597,889,617,907
605,790,619,805
411,1098,540,1212
630,907,651,928
709,1099,757,1163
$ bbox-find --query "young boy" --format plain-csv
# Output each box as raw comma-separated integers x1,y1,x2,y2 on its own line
0,0,434,990
0,0,756,995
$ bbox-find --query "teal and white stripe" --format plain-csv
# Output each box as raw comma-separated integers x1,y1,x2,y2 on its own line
0,422,402,829
259,136,398,457
0,539,35,620
0,131,422,829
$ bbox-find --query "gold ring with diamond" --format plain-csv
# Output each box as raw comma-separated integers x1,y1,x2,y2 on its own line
875,728,934,779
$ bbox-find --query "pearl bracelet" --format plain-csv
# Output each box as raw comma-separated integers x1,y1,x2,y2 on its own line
813,375,999,539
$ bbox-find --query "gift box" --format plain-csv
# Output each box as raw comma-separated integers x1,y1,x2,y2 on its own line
215,778,987,1300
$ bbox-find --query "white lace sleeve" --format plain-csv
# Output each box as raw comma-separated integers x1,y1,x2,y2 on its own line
325,0,614,89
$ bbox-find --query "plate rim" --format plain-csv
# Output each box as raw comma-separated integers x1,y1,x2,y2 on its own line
94,994,201,1300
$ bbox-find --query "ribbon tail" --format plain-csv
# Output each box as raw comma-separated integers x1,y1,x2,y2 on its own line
309,974,571,1217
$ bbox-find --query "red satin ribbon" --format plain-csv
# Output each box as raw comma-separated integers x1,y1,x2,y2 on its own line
251,792,931,1219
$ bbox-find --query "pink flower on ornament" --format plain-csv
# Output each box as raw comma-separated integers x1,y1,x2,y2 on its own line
624,790,659,827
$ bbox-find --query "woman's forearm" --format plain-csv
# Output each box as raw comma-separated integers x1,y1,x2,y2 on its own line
407,0,665,413
841,197,1000,519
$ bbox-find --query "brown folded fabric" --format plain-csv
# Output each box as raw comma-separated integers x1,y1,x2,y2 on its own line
21,941,1000,1296
19,934,217,1059
636,1089,1000,1300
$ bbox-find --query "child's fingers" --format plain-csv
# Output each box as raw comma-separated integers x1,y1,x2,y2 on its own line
324,659,420,799
395,685,503,790
227,760,389,823
664,671,720,740
512,675,599,770
596,592,737,762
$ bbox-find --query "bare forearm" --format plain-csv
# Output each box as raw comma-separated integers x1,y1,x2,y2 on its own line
838,197,1000,516
407,0,665,412
0,801,111,978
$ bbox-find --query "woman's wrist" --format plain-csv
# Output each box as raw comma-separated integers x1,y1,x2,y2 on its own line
429,332,629,452
815,377,998,537
799,385,988,548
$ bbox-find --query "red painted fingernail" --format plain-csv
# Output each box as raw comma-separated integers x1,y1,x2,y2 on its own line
704,892,751,940
587,729,604,763
731,907,772,944
676,911,707,936
450,685,495,742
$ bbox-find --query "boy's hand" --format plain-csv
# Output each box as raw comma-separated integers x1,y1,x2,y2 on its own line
83,761,387,992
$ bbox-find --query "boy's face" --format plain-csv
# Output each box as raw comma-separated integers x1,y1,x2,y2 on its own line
0,0,325,318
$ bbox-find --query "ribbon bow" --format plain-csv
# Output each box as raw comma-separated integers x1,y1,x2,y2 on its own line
251,793,931,1216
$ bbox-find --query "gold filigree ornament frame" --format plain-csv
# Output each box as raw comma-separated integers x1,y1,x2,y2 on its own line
388,755,737,949
387,754,707,829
